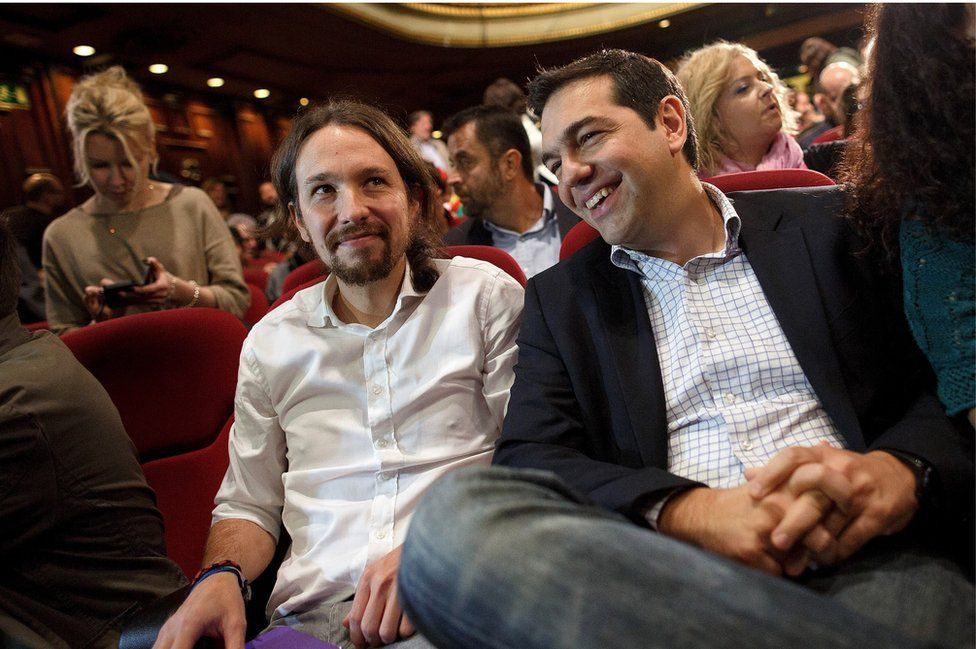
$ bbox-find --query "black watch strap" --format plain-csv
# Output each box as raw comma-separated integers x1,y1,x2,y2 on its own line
883,449,935,513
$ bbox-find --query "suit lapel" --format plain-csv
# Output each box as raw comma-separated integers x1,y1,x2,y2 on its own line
738,202,865,449
589,250,670,466
467,219,494,246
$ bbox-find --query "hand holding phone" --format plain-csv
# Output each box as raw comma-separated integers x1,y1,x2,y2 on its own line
102,262,156,308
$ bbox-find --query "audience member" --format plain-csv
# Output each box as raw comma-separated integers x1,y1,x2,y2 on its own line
407,110,450,173
788,87,823,133
841,3,975,429
42,66,249,334
422,161,454,237
799,61,861,148
256,180,278,228
2,172,65,270
677,42,806,177
0,220,186,649
799,37,862,87
483,77,558,184
228,223,258,267
399,49,974,649
442,105,578,278
154,99,523,649
202,177,233,219
803,83,861,179
1,173,64,322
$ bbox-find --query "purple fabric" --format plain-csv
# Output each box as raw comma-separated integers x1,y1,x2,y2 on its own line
708,131,807,177
245,627,340,649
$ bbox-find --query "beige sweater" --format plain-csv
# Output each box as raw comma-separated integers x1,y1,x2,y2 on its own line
42,185,249,334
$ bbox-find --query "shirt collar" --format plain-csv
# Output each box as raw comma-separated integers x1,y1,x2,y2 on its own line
482,182,555,238
610,181,742,273
307,260,422,329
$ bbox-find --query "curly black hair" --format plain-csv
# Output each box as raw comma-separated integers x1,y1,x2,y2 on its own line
839,3,974,263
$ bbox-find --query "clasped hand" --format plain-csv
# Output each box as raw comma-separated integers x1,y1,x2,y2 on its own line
660,445,918,577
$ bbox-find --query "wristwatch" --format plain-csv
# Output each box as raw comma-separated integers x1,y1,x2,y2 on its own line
883,449,935,513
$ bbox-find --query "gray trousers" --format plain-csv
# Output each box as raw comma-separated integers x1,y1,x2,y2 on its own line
399,466,975,649
267,600,434,649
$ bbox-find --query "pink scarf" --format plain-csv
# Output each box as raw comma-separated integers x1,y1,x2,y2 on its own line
706,131,807,177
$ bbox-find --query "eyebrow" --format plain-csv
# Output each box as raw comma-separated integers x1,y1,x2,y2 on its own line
302,165,391,186
541,115,604,166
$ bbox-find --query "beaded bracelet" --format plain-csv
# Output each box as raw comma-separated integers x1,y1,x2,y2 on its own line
185,280,200,308
190,559,251,602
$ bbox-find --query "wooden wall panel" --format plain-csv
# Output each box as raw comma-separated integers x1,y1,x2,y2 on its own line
0,62,292,218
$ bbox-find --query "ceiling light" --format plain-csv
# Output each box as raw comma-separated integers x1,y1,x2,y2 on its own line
431,130,443,140
207,77,225,88
73,45,96,57
148,63,169,74
299,97,310,106
658,19,671,28
254,88,270,99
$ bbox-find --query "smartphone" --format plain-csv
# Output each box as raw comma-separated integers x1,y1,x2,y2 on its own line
103,263,156,308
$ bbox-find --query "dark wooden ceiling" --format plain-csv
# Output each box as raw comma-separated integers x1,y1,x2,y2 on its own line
0,3,867,123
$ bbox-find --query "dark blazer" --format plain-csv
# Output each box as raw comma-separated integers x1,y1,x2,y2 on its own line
494,186,973,539
443,183,580,247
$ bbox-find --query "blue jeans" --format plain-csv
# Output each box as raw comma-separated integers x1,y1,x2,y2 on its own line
399,467,974,649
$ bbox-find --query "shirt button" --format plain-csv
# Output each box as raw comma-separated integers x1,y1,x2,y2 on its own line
376,439,390,449
706,329,717,340
724,393,737,405
742,440,754,451
375,530,386,540
371,385,383,395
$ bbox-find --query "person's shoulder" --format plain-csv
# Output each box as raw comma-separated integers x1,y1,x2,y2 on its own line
441,256,522,291
727,184,847,220
43,206,88,240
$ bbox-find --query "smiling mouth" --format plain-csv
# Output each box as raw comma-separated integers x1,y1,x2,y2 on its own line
584,185,616,210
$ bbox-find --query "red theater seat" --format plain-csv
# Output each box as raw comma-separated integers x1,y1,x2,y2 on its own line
281,259,328,295
61,308,247,576
244,282,270,328
705,168,835,193
443,244,526,287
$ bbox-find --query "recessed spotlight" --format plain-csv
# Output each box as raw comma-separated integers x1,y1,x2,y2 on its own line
73,45,96,57
254,88,270,99
148,63,169,74
299,97,310,106
658,19,671,29
207,77,225,88
431,130,443,140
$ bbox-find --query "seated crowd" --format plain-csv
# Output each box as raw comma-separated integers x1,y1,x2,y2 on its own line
1,4,973,649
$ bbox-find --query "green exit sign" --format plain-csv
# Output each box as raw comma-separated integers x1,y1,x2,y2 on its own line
0,83,30,110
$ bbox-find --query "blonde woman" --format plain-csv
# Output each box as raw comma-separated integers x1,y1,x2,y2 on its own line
677,42,806,178
42,66,249,333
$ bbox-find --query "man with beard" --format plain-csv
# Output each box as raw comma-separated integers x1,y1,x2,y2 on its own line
443,105,578,279
154,100,523,649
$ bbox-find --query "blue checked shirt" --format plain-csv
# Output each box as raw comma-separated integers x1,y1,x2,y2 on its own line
483,183,562,279
610,183,845,513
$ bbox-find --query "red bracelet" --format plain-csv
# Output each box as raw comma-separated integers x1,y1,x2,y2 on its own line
190,559,251,601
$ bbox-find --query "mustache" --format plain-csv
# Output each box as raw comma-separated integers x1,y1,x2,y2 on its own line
325,222,389,251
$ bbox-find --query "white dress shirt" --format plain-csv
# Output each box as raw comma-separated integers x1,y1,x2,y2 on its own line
212,256,524,617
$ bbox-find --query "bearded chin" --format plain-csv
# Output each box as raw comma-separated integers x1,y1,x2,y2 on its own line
327,233,409,286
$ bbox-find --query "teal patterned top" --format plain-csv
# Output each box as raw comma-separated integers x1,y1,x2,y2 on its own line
899,218,975,415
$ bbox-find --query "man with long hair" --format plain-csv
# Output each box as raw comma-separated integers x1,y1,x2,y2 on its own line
156,100,523,649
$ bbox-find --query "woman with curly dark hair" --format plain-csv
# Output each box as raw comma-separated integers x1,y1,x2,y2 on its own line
840,3,975,427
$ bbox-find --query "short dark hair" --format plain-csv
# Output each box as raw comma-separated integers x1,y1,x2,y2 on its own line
23,173,64,203
483,78,527,115
269,99,442,291
0,220,20,318
527,49,698,169
443,105,534,181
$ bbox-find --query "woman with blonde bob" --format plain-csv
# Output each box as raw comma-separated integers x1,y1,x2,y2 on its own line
677,42,806,178
42,66,249,333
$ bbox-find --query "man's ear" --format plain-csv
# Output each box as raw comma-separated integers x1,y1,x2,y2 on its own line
289,201,310,243
498,149,523,181
813,93,828,115
658,96,688,156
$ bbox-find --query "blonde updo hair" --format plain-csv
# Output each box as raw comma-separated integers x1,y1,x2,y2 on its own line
65,66,156,186
677,42,797,175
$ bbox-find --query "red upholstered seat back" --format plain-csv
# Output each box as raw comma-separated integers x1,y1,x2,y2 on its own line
243,267,269,290
142,416,234,577
60,308,247,462
705,168,835,193
559,221,601,260
442,244,527,287
281,259,328,295
244,283,270,328
811,124,845,145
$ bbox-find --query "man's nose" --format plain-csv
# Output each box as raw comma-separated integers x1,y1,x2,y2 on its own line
446,168,461,187
337,189,370,222
560,156,593,193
